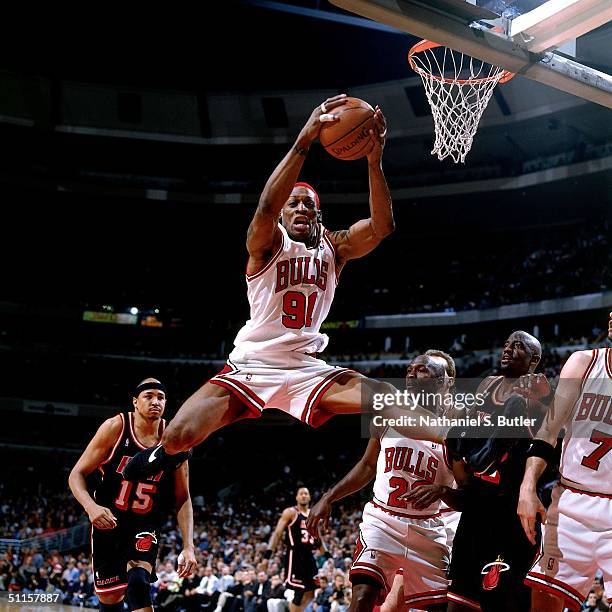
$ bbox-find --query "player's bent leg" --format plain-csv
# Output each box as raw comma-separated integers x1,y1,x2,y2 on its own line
290,588,313,612
98,592,125,610
530,589,566,612
349,583,383,612
163,381,257,453
123,382,256,480
317,373,391,417
125,561,153,612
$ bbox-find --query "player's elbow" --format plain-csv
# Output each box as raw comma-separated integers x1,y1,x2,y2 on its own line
373,218,395,240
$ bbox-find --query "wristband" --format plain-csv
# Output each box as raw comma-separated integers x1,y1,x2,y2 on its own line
525,439,556,465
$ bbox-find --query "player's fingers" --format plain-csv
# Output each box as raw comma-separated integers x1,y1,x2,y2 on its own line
319,114,339,123
325,95,348,108
538,507,547,525
519,514,535,545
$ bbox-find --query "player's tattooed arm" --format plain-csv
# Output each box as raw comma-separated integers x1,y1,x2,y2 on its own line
247,95,345,270
306,437,380,537
68,415,123,530
518,350,592,544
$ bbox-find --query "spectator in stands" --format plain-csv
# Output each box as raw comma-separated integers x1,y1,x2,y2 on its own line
195,565,221,608
329,575,350,612
266,574,287,612
312,576,332,612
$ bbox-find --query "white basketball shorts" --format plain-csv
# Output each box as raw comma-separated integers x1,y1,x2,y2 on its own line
525,484,612,611
209,350,356,427
350,502,450,609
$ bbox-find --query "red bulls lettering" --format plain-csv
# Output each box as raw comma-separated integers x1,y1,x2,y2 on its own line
575,393,612,425
275,258,329,293
383,447,439,481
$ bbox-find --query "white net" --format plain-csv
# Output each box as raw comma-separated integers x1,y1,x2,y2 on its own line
409,42,513,163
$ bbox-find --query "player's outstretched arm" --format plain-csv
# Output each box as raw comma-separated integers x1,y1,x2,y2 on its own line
246,95,345,270
174,461,197,578
306,437,380,537
68,415,123,530
518,350,592,544
264,506,296,559
327,107,394,264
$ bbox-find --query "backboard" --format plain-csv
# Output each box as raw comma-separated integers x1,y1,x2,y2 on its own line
329,0,612,108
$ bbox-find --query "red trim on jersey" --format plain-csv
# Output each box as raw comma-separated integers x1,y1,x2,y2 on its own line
99,414,126,476
208,379,263,417
301,368,353,427
350,565,390,593
370,499,441,520
524,572,583,611
405,589,448,606
129,412,150,450
580,349,598,389
447,591,482,610
559,481,612,498
606,347,612,379
91,526,128,595
213,374,265,409
442,441,453,471
246,231,285,282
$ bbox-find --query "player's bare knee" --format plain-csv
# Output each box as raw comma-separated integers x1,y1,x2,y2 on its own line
98,591,125,605
162,422,194,454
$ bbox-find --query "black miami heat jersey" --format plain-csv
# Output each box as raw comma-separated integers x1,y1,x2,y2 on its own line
93,412,174,528
284,507,318,591
469,376,546,501
285,507,317,554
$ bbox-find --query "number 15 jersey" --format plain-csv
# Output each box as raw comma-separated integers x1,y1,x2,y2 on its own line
232,223,338,357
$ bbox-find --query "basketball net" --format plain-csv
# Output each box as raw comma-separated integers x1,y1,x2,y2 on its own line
409,40,514,164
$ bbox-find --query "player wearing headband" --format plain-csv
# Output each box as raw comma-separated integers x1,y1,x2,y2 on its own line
69,379,196,612
122,95,395,482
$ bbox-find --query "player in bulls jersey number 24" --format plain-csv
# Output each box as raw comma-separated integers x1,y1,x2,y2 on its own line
519,313,612,612
68,379,196,612
307,351,458,612
122,94,395,482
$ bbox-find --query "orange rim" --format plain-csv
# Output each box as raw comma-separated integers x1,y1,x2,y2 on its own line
408,39,514,85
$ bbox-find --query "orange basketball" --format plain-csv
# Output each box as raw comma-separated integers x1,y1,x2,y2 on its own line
319,97,375,161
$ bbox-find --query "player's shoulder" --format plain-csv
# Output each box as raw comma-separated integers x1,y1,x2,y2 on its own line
281,506,299,519
477,375,501,393
98,413,125,439
561,349,598,377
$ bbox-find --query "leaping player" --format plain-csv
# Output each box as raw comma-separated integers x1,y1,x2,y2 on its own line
265,487,321,612
122,94,395,482
306,351,458,612
519,312,612,612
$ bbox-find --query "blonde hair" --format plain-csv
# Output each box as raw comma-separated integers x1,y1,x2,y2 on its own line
425,349,456,381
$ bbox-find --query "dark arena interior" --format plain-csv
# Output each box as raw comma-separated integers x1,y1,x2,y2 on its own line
1,2,611,611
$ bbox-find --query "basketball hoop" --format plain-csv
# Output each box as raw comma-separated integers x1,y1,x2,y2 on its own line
408,40,514,164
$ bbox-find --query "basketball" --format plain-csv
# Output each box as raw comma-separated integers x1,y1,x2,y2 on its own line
319,97,375,161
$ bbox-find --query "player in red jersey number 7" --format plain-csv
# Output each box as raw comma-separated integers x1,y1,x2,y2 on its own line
122,94,395,482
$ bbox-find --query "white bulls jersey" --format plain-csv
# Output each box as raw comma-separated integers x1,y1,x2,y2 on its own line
560,347,612,495
232,223,338,356
372,426,455,517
